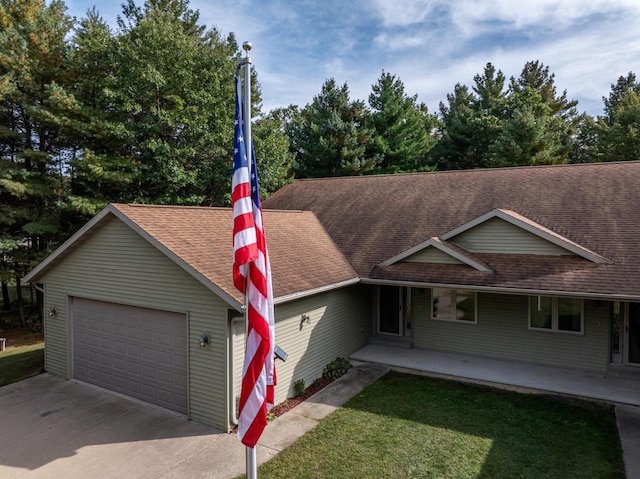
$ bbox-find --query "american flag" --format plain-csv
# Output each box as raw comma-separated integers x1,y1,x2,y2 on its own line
231,76,258,292
233,76,276,448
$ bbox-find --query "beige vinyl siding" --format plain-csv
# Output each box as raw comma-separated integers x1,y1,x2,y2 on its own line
38,217,230,429
404,247,464,264
233,285,371,407
451,217,572,255
413,290,610,373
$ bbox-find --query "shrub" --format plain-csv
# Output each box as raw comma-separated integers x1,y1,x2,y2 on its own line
322,357,352,379
294,379,306,396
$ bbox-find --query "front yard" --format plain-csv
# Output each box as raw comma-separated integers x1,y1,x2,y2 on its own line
0,329,44,387
253,371,624,479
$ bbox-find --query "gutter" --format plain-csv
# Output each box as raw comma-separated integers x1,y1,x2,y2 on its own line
273,277,360,305
361,278,640,302
228,316,244,426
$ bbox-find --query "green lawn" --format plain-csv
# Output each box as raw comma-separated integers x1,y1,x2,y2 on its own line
0,342,44,387
252,372,624,479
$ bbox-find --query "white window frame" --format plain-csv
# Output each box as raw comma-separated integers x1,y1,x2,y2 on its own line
431,288,478,324
528,296,584,335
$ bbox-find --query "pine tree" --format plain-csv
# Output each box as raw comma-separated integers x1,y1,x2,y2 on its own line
291,79,377,177
0,0,75,323
68,0,265,207
429,84,482,170
592,73,640,162
430,63,507,170
490,61,577,166
368,71,437,173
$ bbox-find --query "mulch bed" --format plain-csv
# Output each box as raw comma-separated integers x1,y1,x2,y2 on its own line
232,376,336,433
268,377,335,417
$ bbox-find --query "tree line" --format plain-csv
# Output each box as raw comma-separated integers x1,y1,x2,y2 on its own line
289,63,640,176
2,0,639,322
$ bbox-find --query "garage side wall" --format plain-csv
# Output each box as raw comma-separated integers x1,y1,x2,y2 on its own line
233,284,371,418
413,290,610,373
38,217,230,429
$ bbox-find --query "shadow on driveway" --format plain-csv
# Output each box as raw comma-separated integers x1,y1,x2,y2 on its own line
0,374,246,479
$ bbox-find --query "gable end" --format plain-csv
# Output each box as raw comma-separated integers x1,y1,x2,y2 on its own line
379,238,492,272
441,209,612,264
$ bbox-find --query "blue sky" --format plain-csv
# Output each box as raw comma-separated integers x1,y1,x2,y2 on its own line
64,0,640,117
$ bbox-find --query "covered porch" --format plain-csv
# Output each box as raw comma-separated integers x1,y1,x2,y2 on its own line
351,344,640,406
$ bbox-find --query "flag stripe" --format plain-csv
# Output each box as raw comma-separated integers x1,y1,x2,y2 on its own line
231,74,257,295
235,74,276,449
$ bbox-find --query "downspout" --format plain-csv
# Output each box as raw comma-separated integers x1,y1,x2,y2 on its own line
229,316,244,426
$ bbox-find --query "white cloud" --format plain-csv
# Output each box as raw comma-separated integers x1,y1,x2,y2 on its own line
64,0,640,117
369,0,440,27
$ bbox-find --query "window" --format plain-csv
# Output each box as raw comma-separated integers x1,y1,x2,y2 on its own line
432,289,477,323
528,296,583,334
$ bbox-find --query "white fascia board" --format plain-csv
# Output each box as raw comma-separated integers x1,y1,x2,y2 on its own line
24,204,117,283
441,208,613,264
430,239,492,272
24,204,244,312
361,278,639,301
110,207,244,311
378,238,439,266
378,238,491,272
273,277,360,305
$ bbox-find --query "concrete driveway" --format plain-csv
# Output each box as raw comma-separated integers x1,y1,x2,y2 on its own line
0,374,250,479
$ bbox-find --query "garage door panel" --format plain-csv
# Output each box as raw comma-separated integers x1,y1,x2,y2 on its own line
141,329,155,343
100,353,112,368
112,376,126,391
87,334,99,348
174,354,187,369
73,298,188,414
127,326,140,340
112,340,126,354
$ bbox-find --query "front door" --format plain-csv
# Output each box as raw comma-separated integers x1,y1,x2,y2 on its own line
379,286,402,335
628,302,640,364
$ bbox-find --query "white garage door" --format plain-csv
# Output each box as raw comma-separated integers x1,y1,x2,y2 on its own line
73,298,188,414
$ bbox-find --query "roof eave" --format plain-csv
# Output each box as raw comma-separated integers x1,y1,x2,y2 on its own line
361,277,639,301
24,204,118,284
24,204,244,312
273,277,360,305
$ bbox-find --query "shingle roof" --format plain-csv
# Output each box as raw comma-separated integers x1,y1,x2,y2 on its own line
25,204,358,308
264,161,640,299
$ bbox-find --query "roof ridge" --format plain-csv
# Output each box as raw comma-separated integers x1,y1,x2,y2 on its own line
115,203,311,214
119,203,227,210
292,160,640,182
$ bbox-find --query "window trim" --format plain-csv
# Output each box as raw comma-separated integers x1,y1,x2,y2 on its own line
528,296,584,335
430,288,478,324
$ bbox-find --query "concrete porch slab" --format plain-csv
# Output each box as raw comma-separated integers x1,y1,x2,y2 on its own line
351,344,640,406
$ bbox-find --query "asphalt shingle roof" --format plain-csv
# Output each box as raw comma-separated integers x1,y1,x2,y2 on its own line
111,204,358,304
264,161,640,299
25,204,358,307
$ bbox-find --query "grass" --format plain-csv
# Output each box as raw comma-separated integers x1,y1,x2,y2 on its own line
0,329,44,387
251,372,624,479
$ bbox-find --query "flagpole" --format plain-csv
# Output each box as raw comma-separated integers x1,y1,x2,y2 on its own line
240,40,258,479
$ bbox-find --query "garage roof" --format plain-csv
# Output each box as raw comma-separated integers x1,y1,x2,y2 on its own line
24,204,359,310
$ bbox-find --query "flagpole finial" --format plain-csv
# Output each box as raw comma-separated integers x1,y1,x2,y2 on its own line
243,41,252,53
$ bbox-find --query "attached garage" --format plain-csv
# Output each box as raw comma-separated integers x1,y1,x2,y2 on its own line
23,203,365,432
72,298,188,414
